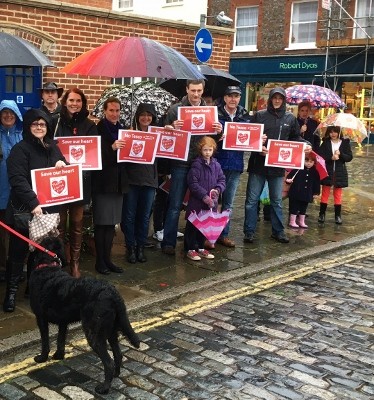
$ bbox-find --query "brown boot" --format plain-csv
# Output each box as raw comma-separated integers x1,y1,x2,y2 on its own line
69,218,83,278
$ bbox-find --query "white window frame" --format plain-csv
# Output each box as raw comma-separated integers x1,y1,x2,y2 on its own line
232,6,259,52
113,0,133,11
354,0,373,39
286,0,318,50
164,0,183,4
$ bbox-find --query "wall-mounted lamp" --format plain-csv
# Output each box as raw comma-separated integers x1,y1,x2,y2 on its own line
200,11,233,28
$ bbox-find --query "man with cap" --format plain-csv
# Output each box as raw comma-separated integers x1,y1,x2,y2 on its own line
243,87,311,244
212,86,252,248
39,82,63,118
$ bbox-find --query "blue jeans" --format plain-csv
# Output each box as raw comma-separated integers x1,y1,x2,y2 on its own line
220,170,241,238
122,185,155,247
244,173,285,236
161,166,188,248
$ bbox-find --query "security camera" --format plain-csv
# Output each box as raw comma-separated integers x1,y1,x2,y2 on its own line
216,11,233,26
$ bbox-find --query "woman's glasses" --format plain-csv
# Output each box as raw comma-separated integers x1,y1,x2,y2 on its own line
31,122,47,128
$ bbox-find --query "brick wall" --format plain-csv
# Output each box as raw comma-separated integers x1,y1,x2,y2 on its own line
1,0,233,110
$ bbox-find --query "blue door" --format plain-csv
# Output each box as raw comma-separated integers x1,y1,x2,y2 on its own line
0,66,42,115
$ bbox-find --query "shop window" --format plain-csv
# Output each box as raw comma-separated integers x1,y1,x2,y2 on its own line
354,0,374,39
288,1,318,49
233,6,258,51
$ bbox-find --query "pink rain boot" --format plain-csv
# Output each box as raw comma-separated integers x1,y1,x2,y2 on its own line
298,214,308,228
288,214,299,228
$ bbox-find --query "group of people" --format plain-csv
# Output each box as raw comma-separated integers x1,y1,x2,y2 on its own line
0,79,353,312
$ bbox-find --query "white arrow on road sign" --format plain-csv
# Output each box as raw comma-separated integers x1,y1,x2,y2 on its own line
196,38,212,53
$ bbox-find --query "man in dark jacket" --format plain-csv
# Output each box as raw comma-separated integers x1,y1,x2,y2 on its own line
243,87,311,244
161,79,222,255
214,86,252,248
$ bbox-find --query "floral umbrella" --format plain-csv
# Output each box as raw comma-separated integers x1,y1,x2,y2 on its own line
285,84,345,109
92,81,179,127
315,113,368,143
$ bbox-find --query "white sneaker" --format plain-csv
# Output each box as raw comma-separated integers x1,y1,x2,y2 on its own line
152,230,164,241
176,231,184,238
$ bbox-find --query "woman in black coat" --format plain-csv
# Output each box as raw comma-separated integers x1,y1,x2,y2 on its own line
3,109,67,312
91,97,128,274
54,88,98,278
317,125,353,224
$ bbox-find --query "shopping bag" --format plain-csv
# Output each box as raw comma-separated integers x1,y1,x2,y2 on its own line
260,182,270,205
29,213,60,251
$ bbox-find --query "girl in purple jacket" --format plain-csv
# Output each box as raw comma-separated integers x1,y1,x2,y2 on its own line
185,136,226,261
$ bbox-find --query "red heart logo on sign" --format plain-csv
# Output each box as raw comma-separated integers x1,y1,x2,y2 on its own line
52,180,65,194
132,143,143,155
192,116,203,128
280,149,291,160
238,133,248,143
162,138,174,150
70,147,83,161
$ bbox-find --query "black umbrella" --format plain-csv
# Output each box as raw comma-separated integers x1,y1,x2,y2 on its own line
0,32,55,67
159,64,241,100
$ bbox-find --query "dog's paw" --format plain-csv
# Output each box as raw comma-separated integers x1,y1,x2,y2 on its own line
34,354,48,363
52,350,65,360
95,383,110,395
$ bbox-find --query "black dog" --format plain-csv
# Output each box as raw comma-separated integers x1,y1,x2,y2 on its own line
29,237,140,395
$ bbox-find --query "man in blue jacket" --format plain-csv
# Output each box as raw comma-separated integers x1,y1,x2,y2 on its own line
214,86,252,248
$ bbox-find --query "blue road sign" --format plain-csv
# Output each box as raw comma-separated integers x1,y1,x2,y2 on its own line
194,28,213,63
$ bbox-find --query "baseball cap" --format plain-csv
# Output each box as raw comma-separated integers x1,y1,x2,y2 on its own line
224,86,242,95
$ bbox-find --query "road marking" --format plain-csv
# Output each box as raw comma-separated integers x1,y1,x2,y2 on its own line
0,246,372,383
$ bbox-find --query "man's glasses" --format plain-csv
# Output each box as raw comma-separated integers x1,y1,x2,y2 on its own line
31,122,47,128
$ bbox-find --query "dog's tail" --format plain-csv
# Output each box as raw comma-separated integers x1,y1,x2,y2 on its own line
114,292,140,348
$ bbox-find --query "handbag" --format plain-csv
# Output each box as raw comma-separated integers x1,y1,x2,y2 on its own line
29,212,60,251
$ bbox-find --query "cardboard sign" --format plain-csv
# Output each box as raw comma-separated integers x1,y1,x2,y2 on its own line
56,136,102,170
31,164,83,207
159,176,189,206
265,139,306,169
178,106,218,135
222,122,264,152
148,126,191,161
117,130,160,164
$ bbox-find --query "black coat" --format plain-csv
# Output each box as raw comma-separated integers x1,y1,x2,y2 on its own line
318,138,353,188
91,119,128,194
54,107,98,204
248,89,306,177
7,111,67,212
286,167,320,203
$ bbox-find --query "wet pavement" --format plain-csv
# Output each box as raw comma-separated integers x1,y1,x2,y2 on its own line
0,144,373,355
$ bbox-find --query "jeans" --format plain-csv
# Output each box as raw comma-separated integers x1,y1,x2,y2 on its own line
220,170,241,238
161,166,188,248
244,173,285,236
122,185,155,247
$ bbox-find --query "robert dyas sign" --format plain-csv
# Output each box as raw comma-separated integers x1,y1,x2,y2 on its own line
279,61,318,71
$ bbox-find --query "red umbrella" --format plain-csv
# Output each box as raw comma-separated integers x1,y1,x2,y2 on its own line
60,36,205,80
187,209,230,245
311,150,328,180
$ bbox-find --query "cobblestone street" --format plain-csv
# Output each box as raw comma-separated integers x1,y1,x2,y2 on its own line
0,243,372,399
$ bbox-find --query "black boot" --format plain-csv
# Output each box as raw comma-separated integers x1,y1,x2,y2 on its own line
127,246,137,264
318,203,327,223
334,205,342,224
104,226,123,273
136,246,147,263
3,261,23,313
94,225,110,275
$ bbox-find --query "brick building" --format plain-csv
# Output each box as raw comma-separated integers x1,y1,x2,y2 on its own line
0,0,233,111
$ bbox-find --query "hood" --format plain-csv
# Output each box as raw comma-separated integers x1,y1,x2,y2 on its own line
22,108,53,143
267,87,286,115
0,100,23,130
132,102,158,129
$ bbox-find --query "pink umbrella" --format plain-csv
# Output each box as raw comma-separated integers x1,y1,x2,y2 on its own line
285,84,345,109
188,209,230,245
310,150,328,180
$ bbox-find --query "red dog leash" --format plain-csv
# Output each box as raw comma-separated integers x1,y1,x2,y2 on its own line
0,220,58,258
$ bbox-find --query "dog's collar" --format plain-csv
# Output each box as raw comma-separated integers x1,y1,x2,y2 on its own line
35,261,61,270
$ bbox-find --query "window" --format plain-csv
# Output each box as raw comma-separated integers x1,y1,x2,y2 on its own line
165,0,183,4
354,0,374,39
289,1,318,49
117,0,133,9
234,6,259,51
